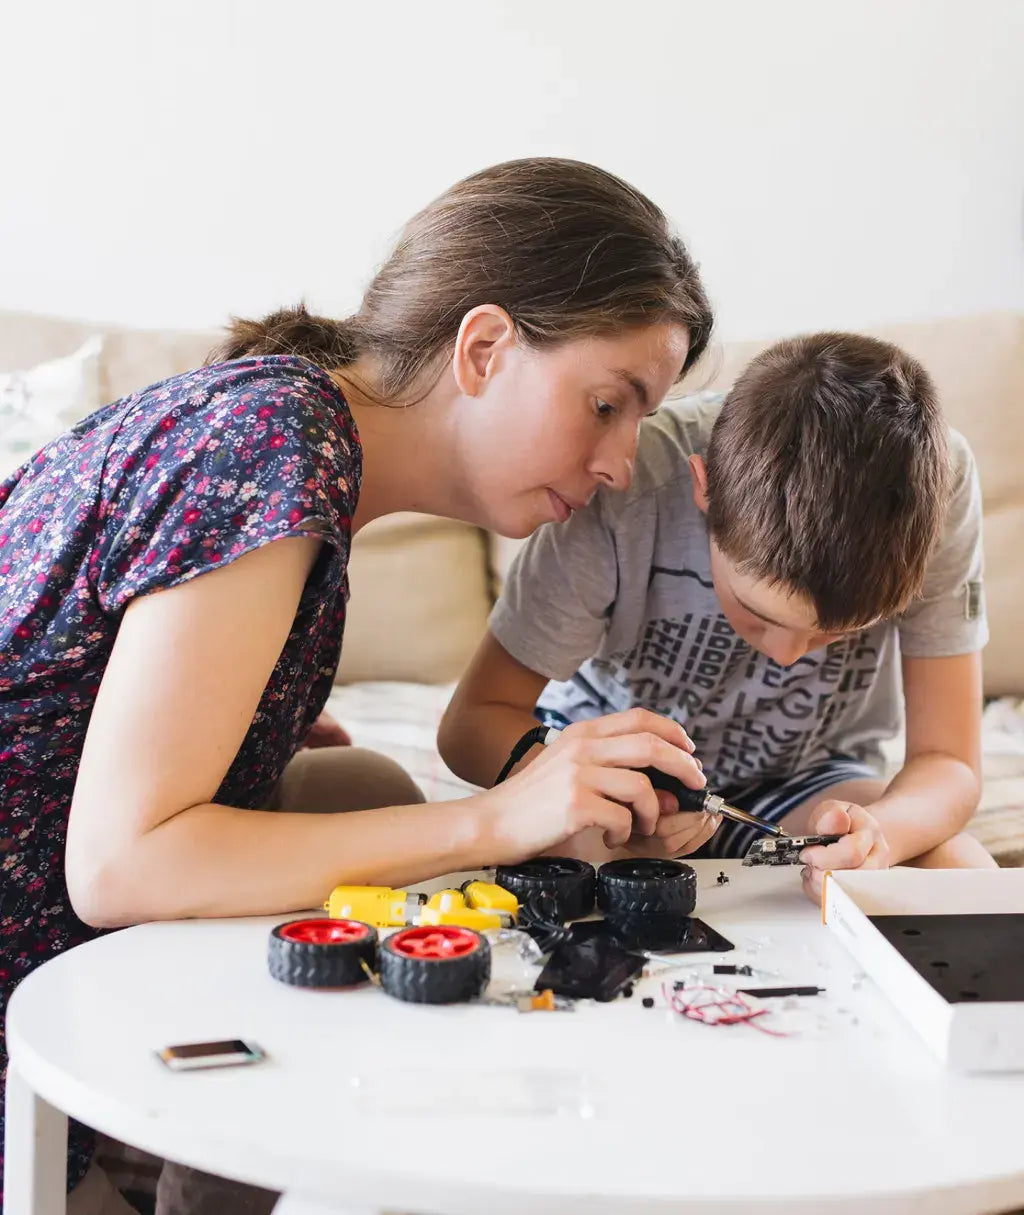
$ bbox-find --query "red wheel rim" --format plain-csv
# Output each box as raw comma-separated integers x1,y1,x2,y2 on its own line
279,918,370,945
390,926,479,960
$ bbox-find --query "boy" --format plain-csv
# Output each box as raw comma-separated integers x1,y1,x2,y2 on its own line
439,333,995,899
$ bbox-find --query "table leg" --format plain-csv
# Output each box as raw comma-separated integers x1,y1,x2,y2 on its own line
273,1196,382,1215
3,1059,69,1215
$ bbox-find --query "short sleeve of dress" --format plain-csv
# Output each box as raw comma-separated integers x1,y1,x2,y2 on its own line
91,358,360,613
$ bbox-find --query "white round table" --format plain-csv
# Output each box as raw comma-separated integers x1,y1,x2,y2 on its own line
5,860,1024,1215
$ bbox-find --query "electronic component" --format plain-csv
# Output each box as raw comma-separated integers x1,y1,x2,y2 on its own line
737,985,824,998
157,1039,265,1071
743,834,842,866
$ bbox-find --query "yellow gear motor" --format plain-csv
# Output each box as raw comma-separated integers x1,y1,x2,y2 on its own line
324,880,518,930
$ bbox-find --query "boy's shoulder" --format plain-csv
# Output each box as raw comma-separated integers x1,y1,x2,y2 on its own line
599,390,724,522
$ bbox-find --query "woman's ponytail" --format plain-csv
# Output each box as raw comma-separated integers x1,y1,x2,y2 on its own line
208,304,360,367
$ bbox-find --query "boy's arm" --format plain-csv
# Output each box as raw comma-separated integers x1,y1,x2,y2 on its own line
439,630,551,787
802,432,988,883
442,488,621,786
858,434,986,863
801,651,984,881
863,650,982,864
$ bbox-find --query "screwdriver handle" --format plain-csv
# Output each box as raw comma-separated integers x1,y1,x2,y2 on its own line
640,767,784,837
639,767,710,813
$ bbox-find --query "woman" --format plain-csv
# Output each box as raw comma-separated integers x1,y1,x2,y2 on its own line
0,158,712,1213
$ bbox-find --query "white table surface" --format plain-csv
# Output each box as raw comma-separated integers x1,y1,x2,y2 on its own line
6,860,1024,1215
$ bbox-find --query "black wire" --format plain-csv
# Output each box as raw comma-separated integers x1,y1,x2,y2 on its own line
494,725,551,785
519,890,571,953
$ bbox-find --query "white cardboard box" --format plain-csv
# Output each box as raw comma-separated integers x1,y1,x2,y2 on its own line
822,868,1024,1072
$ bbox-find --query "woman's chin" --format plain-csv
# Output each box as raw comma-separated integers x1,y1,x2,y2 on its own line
487,509,544,541
480,492,555,540
492,519,536,541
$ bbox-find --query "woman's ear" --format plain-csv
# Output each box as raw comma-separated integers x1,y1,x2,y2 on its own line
452,305,516,397
689,454,710,513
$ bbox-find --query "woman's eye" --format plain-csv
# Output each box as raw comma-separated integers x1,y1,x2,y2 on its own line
595,398,617,419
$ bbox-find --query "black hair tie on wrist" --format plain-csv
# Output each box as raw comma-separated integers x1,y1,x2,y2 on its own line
494,725,552,785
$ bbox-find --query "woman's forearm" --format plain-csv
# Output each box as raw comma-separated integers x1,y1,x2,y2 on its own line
69,795,497,928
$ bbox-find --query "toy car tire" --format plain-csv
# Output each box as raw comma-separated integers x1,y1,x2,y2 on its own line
494,857,596,921
379,926,491,1004
268,918,378,988
597,858,697,917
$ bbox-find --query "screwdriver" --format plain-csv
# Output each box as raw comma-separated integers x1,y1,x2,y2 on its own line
640,768,787,839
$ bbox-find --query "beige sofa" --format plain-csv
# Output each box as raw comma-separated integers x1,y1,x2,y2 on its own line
2,309,1023,861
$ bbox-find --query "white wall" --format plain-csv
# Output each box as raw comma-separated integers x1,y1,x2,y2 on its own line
1,0,1022,341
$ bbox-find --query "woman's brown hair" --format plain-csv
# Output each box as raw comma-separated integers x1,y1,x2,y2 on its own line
210,158,713,400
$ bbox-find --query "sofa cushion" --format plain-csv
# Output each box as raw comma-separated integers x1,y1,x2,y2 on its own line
0,310,214,403
0,336,104,479
336,512,492,685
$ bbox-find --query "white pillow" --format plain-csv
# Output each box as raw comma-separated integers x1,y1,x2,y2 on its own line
0,335,104,480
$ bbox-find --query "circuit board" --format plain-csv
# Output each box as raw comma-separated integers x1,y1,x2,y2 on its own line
742,834,842,866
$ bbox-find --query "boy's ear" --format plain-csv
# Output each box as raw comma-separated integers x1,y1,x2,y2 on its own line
689,454,709,514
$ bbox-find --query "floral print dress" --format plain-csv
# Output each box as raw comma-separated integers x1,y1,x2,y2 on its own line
0,355,361,1196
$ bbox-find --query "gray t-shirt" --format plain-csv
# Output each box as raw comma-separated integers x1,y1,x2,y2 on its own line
490,393,987,792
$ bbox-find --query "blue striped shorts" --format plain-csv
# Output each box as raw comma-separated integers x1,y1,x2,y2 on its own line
690,756,880,860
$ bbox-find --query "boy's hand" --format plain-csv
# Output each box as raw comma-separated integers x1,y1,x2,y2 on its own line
798,801,890,900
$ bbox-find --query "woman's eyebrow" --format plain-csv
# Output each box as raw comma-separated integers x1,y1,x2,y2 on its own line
611,368,650,410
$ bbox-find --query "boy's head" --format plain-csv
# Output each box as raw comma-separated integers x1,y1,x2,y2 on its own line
691,332,951,667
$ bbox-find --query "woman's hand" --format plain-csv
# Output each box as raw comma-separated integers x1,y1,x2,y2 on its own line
798,801,890,901
622,795,721,859
478,708,705,861
302,711,351,748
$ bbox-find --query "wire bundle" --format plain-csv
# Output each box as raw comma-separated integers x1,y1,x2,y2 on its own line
662,982,787,1036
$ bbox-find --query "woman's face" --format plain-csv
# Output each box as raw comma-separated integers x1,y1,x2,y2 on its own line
454,320,691,538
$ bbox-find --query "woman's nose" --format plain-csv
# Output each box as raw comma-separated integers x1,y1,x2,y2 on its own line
590,432,637,492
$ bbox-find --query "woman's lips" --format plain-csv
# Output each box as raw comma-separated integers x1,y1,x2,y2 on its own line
548,489,573,522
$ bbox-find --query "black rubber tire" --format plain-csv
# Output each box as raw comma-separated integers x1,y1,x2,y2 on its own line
268,918,378,988
597,859,697,917
379,926,491,1005
494,857,596,922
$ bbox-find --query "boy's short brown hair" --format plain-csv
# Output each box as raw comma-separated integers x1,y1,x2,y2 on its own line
705,332,951,631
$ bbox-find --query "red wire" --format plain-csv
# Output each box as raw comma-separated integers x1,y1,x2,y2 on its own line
661,982,788,1036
